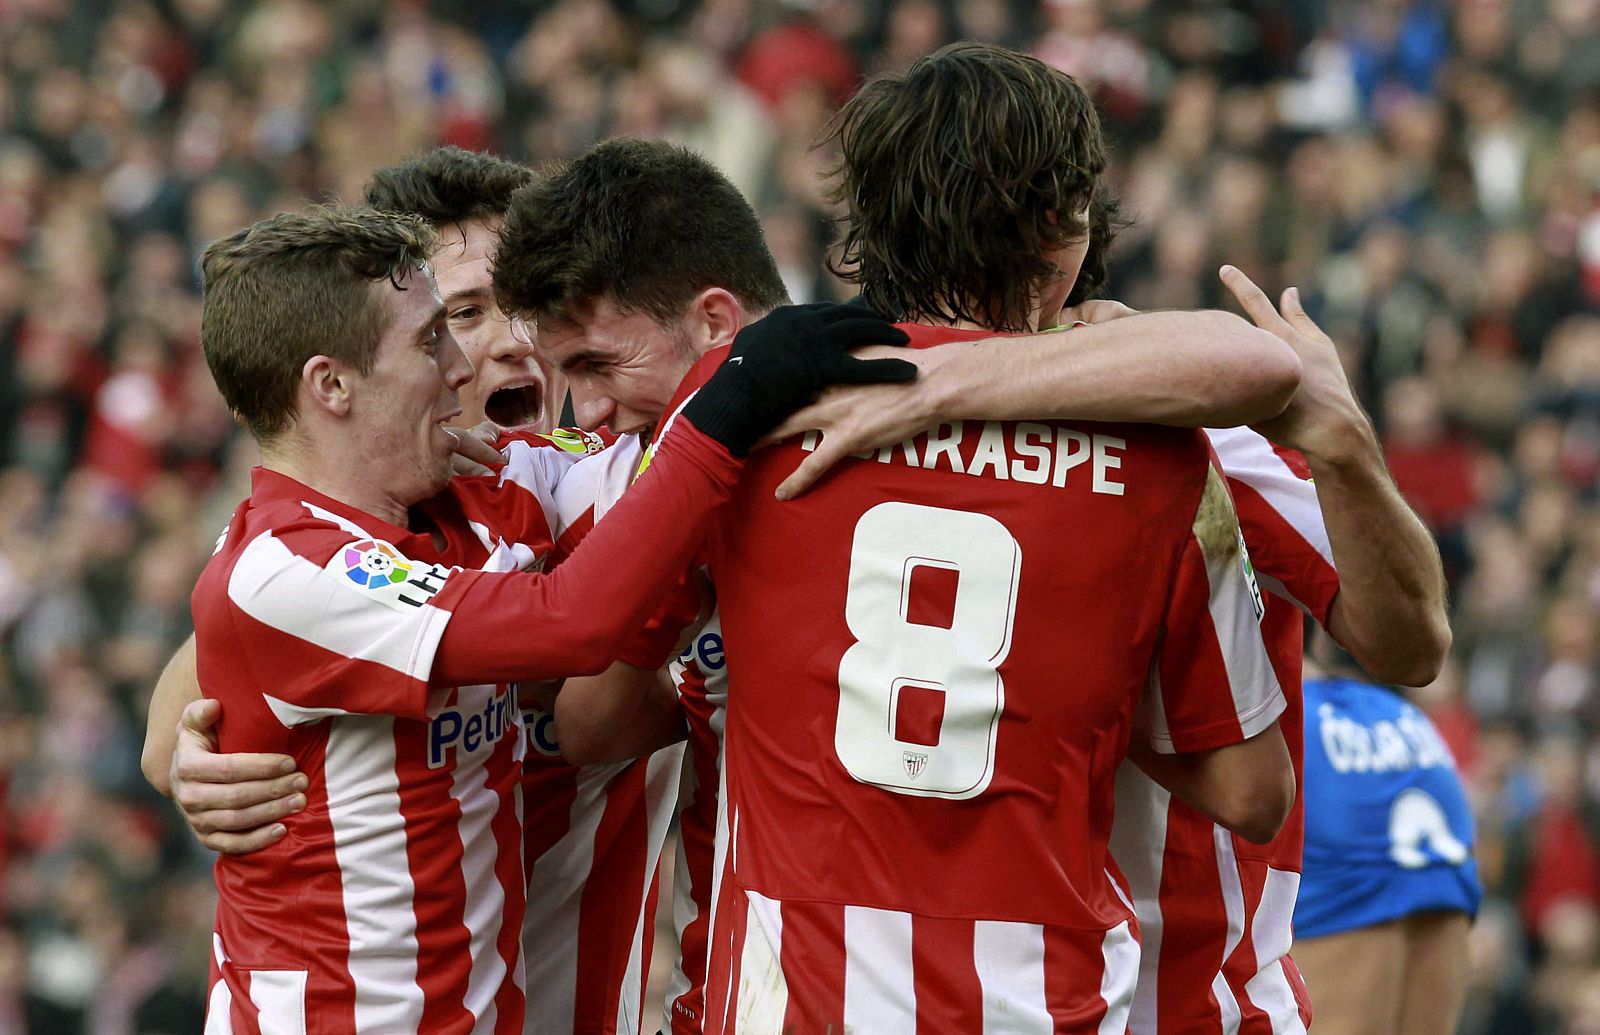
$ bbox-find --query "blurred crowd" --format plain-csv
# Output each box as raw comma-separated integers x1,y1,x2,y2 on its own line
0,0,1595,1031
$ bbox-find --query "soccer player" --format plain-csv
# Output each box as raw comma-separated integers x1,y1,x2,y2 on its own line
185,202,909,1033
141,147,694,1035
1290,650,1480,1035
683,45,1294,1031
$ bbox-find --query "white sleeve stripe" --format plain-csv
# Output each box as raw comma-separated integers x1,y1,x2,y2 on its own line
1192,467,1283,739
227,531,451,686
1205,426,1335,570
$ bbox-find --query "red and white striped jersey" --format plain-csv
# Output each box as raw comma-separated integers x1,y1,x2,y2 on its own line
676,327,1285,1034
1113,425,1340,1035
662,612,729,1035
194,421,743,1035
519,432,692,1035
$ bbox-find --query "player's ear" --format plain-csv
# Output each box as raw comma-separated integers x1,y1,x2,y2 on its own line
302,355,353,418
684,287,746,352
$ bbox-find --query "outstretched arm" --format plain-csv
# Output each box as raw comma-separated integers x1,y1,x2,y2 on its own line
1219,266,1450,686
766,305,1301,498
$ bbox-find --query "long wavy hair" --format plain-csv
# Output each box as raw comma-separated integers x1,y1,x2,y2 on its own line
825,42,1120,331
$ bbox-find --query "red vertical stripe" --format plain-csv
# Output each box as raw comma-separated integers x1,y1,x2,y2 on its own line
1225,864,1273,1035
702,845,744,1035
778,900,847,1034
1153,804,1228,1035
912,916,982,1032
1042,925,1119,1033
522,763,580,876
230,971,263,1035
574,761,649,1033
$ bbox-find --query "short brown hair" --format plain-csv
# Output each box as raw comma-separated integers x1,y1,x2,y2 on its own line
825,42,1116,332
200,205,436,440
493,138,789,328
364,146,534,229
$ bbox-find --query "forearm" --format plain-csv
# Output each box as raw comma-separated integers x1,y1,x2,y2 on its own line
1310,421,1451,686
554,661,687,766
1128,722,1295,844
928,311,1300,428
432,422,738,686
142,634,201,797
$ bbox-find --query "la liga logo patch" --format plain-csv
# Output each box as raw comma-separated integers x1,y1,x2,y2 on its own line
344,540,411,589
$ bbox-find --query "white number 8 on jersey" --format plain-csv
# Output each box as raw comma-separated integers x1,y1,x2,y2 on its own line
836,502,1022,799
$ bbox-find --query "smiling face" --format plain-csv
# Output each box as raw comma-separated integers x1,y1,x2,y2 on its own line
432,219,563,434
535,295,704,437
348,263,474,504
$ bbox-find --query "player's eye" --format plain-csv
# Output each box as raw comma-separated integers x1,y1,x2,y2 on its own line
450,306,483,324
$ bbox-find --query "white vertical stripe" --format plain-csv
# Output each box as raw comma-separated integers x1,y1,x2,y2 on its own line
974,920,1051,1034
842,906,915,1033
206,935,235,1035
521,760,626,1035
1096,921,1140,1035
205,981,234,1035
1211,828,1247,1035
662,746,702,1015
450,684,512,1030
1192,467,1283,737
615,744,685,1035
1244,868,1307,1035
733,891,789,1035
324,716,424,1031
1110,764,1170,1035
247,970,308,1035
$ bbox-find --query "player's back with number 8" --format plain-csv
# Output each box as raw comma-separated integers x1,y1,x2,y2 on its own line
692,42,1298,1035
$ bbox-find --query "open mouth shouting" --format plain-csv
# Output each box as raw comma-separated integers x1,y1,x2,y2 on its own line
482,377,546,432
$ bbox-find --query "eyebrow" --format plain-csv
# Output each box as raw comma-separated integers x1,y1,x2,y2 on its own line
443,286,491,308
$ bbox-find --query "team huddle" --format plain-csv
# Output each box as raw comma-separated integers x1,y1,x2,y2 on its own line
141,43,1477,1035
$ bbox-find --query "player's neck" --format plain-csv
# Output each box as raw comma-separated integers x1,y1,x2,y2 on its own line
260,439,414,529
906,300,1056,334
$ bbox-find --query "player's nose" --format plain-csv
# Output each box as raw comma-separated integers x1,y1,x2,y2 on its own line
572,392,614,433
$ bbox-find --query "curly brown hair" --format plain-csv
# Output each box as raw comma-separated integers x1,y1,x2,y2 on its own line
825,42,1118,332
200,205,437,441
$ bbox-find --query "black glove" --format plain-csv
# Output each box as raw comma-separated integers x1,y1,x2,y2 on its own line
683,302,916,456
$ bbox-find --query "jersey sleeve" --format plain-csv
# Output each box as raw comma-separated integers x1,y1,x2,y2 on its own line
1145,462,1285,754
222,520,461,726
429,418,739,685
1207,425,1340,625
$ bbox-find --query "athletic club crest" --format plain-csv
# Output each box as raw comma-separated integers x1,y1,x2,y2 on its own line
903,751,928,780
